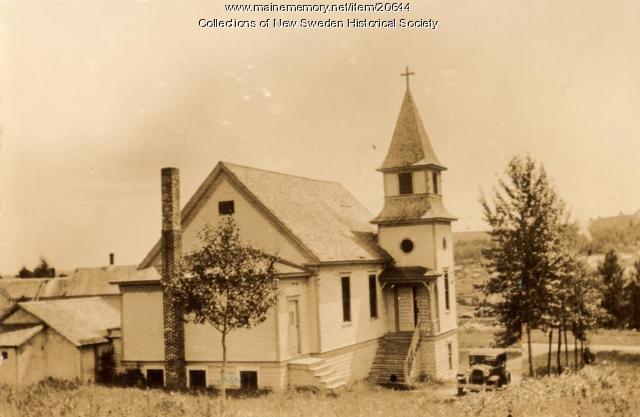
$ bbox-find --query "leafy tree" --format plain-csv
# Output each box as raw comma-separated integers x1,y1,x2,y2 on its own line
32,257,56,278
17,257,56,278
481,155,572,377
625,261,640,330
167,216,278,400
598,249,626,327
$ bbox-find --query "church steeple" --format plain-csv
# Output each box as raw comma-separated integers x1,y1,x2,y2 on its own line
380,67,444,172
372,68,455,225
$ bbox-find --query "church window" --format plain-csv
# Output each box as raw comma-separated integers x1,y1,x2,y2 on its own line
240,371,258,390
444,271,450,311
218,200,235,215
400,239,414,253
398,172,413,195
146,369,164,388
447,342,453,370
442,237,447,250
368,275,378,318
432,172,439,194
341,276,351,322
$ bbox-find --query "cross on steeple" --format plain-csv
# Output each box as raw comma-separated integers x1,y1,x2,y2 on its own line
400,66,415,90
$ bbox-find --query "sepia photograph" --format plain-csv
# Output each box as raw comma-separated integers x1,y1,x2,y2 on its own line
0,1,638,416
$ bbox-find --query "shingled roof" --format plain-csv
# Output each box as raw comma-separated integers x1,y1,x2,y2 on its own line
140,162,390,267
15,297,120,346
380,89,444,171
371,194,456,224
225,163,388,263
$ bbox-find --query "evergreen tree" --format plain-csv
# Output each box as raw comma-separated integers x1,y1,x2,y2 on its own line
598,249,626,328
481,155,572,377
625,261,640,330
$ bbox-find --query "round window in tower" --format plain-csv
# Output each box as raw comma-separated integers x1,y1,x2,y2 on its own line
400,239,414,253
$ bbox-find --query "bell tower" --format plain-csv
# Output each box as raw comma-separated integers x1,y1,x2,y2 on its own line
372,67,458,336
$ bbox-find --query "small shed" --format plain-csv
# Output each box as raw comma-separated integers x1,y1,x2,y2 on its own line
0,297,120,389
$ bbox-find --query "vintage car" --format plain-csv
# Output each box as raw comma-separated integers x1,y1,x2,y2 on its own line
457,349,511,395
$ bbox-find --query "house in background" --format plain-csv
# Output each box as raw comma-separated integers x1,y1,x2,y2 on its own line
0,264,160,315
0,297,120,389
113,75,459,391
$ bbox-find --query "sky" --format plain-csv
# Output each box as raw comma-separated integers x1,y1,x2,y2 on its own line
1,0,639,274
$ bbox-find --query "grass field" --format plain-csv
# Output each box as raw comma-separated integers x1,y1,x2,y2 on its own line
1,353,638,417
529,328,640,347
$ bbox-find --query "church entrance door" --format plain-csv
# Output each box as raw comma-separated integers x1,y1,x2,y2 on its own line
397,285,417,331
287,299,300,355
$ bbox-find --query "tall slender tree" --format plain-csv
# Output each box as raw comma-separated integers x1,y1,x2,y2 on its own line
481,155,572,377
625,261,640,330
598,249,626,328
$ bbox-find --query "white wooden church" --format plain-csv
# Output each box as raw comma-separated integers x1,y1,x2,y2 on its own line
111,71,459,391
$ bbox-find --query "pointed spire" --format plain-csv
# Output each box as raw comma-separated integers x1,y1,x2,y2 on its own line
380,70,444,171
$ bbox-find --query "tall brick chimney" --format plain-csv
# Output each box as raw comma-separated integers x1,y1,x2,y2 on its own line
161,167,186,389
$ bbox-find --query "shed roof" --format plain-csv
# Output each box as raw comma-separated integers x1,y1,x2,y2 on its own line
0,325,43,347
378,266,440,284
16,297,120,346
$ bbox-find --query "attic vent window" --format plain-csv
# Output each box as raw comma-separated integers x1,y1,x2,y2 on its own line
401,239,414,253
218,200,235,215
398,172,413,195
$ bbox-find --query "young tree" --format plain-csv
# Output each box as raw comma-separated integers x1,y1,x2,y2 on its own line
598,249,626,328
167,216,278,400
626,261,640,330
481,155,572,377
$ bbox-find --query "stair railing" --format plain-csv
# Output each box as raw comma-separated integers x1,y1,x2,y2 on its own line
403,319,423,385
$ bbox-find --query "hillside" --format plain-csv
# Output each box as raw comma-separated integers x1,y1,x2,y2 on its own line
452,210,640,308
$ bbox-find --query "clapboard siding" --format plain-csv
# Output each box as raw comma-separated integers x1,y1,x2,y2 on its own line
146,174,311,268
121,288,164,361
434,222,457,333
184,310,278,362
433,332,458,380
317,265,387,353
419,330,459,381
319,338,379,382
277,278,311,360
378,223,436,269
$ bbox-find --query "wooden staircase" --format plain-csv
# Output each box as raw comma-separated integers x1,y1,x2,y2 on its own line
368,332,414,387
288,357,347,391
